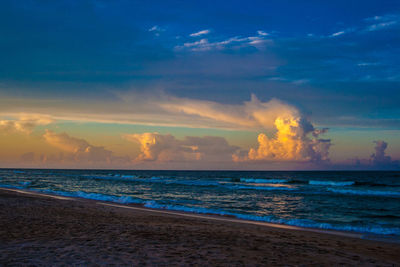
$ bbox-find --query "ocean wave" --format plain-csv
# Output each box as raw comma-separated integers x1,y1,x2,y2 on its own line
327,188,400,197
0,185,144,204
143,202,400,236
0,184,25,189
1,185,399,236
120,175,136,178
227,185,295,191
135,177,221,187
309,180,355,186
167,180,221,187
39,189,144,204
82,175,139,181
81,175,221,187
240,178,288,184
19,181,31,186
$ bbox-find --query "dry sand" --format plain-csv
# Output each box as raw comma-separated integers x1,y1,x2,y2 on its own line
0,188,399,266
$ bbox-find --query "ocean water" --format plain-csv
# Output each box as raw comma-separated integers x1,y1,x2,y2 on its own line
1,169,400,239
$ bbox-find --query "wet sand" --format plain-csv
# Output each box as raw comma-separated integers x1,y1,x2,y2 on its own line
1,188,399,266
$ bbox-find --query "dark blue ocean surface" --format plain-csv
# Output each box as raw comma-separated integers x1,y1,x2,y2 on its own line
1,169,399,238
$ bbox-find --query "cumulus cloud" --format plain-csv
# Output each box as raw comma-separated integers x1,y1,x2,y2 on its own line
370,140,399,167
124,132,239,162
342,140,399,170
237,117,331,162
43,130,117,163
190,29,210,37
0,115,53,134
162,94,331,163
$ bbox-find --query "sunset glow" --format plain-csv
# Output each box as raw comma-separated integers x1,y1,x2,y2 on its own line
0,1,398,170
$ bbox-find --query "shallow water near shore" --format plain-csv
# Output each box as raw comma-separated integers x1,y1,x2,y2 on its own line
1,169,399,240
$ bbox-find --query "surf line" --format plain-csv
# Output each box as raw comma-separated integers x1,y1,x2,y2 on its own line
0,187,368,241
1,188,72,200
98,202,364,239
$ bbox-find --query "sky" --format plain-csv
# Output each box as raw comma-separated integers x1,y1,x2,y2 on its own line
0,0,399,170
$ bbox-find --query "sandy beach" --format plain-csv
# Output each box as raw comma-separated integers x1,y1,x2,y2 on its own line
1,188,399,266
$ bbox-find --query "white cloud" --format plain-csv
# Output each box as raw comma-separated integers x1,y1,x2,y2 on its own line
257,30,269,36
161,94,299,130
148,25,165,36
148,25,161,32
329,27,356,38
176,33,272,51
357,62,380,67
189,29,210,37
366,21,397,31
183,38,210,49
124,132,239,162
330,31,345,37
162,94,331,163
364,14,400,31
43,130,119,163
235,117,331,163
0,114,53,134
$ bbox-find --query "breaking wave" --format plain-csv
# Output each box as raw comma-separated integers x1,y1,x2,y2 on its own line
1,185,399,236
143,202,400,236
239,178,288,184
309,180,355,186
327,188,400,197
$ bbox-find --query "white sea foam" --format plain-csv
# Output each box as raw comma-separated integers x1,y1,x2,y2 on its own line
309,180,355,186
240,178,288,183
143,201,400,236
1,185,399,236
121,175,135,178
228,185,295,191
38,189,144,204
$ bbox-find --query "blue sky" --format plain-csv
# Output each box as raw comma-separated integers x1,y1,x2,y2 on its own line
0,0,399,169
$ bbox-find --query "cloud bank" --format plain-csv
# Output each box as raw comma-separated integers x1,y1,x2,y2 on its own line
163,94,331,162
124,132,239,163
1,94,332,166
370,140,399,168
0,115,53,134
43,130,123,164
240,118,330,162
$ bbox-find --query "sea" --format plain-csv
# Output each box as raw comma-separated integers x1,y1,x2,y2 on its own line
1,169,399,240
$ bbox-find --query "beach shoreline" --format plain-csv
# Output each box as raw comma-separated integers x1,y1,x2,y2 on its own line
1,188,367,239
1,188,400,265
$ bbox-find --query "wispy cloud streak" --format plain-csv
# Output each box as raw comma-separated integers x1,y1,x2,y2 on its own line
189,29,210,37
